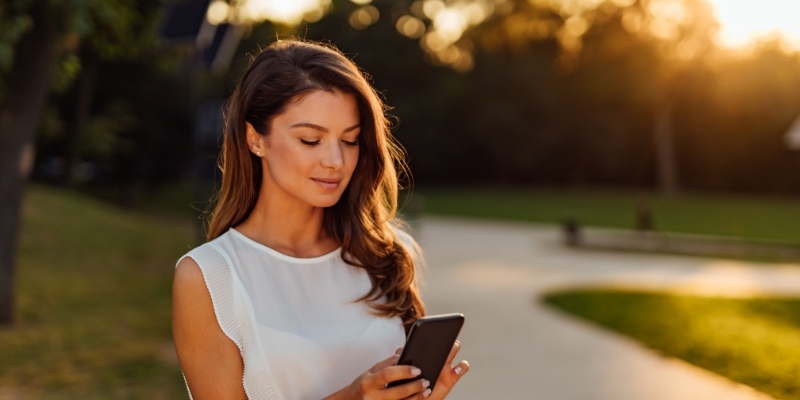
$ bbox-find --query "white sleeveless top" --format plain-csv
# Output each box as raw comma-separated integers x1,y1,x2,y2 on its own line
178,228,407,400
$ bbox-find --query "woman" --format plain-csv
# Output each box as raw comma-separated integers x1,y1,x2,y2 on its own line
172,40,469,400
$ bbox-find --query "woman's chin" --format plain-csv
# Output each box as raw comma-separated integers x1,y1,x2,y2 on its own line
311,195,344,209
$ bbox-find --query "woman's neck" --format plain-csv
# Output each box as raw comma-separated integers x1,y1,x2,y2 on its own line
235,191,338,258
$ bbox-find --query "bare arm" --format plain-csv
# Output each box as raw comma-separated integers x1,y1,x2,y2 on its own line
173,257,247,400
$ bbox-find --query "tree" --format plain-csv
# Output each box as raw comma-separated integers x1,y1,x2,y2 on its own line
214,0,799,194
0,0,161,325
622,0,717,194
389,0,717,192
0,1,59,325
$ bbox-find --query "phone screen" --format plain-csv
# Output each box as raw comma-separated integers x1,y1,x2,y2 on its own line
387,313,464,391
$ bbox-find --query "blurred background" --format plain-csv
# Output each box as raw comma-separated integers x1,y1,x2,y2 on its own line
2,0,800,398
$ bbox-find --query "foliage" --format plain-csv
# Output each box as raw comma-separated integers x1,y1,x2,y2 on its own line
237,0,800,193
675,43,800,192
543,289,800,400
21,0,800,193
416,188,800,242
0,0,185,193
0,185,191,398
0,2,33,75
34,57,193,189
0,0,163,92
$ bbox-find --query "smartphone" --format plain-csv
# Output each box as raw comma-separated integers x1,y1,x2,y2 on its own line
387,313,465,391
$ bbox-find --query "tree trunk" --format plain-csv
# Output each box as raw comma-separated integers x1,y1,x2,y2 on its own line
654,93,679,195
0,4,58,325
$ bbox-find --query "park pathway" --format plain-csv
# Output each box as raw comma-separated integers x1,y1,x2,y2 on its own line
414,216,800,400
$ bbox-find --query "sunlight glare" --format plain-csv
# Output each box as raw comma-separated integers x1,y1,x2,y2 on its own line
564,15,588,37
348,5,379,30
647,0,688,26
433,8,468,43
423,0,446,19
462,2,490,25
206,0,230,25
396,15,426,39
410,0,496,71
610,0,635,7
709,0,800,49
240,0,329,26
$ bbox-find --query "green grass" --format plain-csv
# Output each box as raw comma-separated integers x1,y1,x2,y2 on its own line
0,185,196,399
543,289,800,400
414,188,800,243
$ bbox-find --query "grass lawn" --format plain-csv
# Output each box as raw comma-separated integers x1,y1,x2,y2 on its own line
543,289,800,400
414,188,800,243
0,185,196,399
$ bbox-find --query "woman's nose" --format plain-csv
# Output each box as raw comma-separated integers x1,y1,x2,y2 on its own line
320,142,344,169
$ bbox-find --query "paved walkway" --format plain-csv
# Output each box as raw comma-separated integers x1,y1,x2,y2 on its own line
414,216,800,400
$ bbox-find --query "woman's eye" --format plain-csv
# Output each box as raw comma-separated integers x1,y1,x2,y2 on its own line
300,139,321,147
342,140,359,147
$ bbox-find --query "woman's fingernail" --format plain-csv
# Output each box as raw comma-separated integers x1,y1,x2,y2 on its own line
454,366,463,375
423,388,432,398
411,367,421,376
422,379,430,388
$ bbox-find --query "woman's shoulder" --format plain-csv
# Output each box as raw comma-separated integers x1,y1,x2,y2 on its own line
174,233,243,339
176,231,236,275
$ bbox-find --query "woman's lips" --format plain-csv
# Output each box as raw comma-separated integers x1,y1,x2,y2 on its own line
312,178,341,190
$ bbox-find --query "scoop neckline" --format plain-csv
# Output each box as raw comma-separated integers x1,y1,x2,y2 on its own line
229,228,342,264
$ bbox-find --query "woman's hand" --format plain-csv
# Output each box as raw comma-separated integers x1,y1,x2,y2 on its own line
424,340,470,400
326,340,469,400
325,352,431,400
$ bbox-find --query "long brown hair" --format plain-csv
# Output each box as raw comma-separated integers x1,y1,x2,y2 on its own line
206,39,425,327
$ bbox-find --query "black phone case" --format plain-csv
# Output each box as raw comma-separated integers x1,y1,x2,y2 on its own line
387,313,464,391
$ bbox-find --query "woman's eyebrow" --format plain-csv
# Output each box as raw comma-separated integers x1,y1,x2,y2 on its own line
290,122,361,132
290,122,328,132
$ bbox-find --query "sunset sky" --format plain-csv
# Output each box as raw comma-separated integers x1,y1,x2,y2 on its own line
707,0,800,49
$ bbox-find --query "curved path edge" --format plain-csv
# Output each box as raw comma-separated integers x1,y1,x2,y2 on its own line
416,216,800,400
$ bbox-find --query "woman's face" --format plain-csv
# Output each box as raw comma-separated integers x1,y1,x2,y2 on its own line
251,89,361,210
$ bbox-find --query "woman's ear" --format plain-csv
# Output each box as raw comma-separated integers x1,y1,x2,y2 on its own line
246,123,263,157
